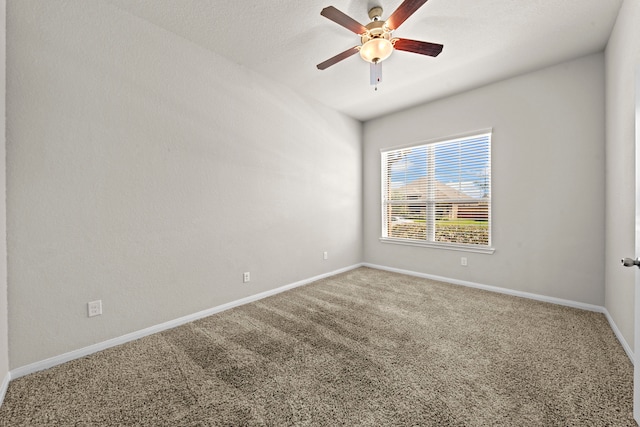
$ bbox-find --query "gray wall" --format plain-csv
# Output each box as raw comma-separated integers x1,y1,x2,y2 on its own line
7,0,362,368
0,0,8,391
4,0,632,375
363,53,606,306
605,0,640,351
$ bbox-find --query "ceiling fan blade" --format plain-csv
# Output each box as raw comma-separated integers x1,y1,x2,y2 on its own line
386,0,429,30
317,46,360,70
321,6,368,35
393,38,443,57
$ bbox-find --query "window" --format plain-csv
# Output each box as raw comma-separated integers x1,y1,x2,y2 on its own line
381,131,493,253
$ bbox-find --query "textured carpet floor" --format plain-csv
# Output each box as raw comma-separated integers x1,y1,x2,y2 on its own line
0,267,635,426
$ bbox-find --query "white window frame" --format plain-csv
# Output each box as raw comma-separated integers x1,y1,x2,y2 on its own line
380,130,495,254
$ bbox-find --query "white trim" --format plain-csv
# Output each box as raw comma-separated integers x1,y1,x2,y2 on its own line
7,262,634,382
0,371,10,408
363,263,602,311
379,237,496,254
379,128,493,153
10,264,363,379
603,308,635,364
363,263,634,364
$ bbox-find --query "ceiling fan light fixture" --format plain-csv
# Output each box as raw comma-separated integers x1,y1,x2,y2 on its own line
317,1,443,84
359,38,393,63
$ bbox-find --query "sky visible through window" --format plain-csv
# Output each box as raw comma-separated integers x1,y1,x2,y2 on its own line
389,135,490,199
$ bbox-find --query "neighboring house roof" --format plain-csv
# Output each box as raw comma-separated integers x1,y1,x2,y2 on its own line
391,177,470,201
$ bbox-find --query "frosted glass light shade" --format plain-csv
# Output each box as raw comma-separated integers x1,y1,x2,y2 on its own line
359,38,393,63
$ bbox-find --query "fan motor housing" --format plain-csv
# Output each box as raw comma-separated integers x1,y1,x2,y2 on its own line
361,20,391,44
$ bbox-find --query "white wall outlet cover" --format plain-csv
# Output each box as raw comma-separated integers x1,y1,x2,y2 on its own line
88,300,102,317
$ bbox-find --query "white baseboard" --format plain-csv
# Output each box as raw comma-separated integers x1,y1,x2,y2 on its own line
0,371,10,409
8,262,635,383
602,308,635,364
363,263,635,364
10,264,363,380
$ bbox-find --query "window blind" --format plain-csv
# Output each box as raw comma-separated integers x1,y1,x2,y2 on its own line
381,132,491,248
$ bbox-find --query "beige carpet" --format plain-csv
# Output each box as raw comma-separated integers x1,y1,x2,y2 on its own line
0,267,635,426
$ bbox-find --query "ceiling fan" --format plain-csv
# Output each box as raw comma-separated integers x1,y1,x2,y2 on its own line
317,0,443,88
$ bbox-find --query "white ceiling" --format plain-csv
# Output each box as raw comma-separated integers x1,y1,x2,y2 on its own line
105,0,623,122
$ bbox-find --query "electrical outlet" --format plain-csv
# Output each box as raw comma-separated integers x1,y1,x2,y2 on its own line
88,300,102,317
460,257,468,266
243,272,250,283
323,251,328,260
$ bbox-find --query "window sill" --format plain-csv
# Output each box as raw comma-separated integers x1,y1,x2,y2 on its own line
379,237,496,254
